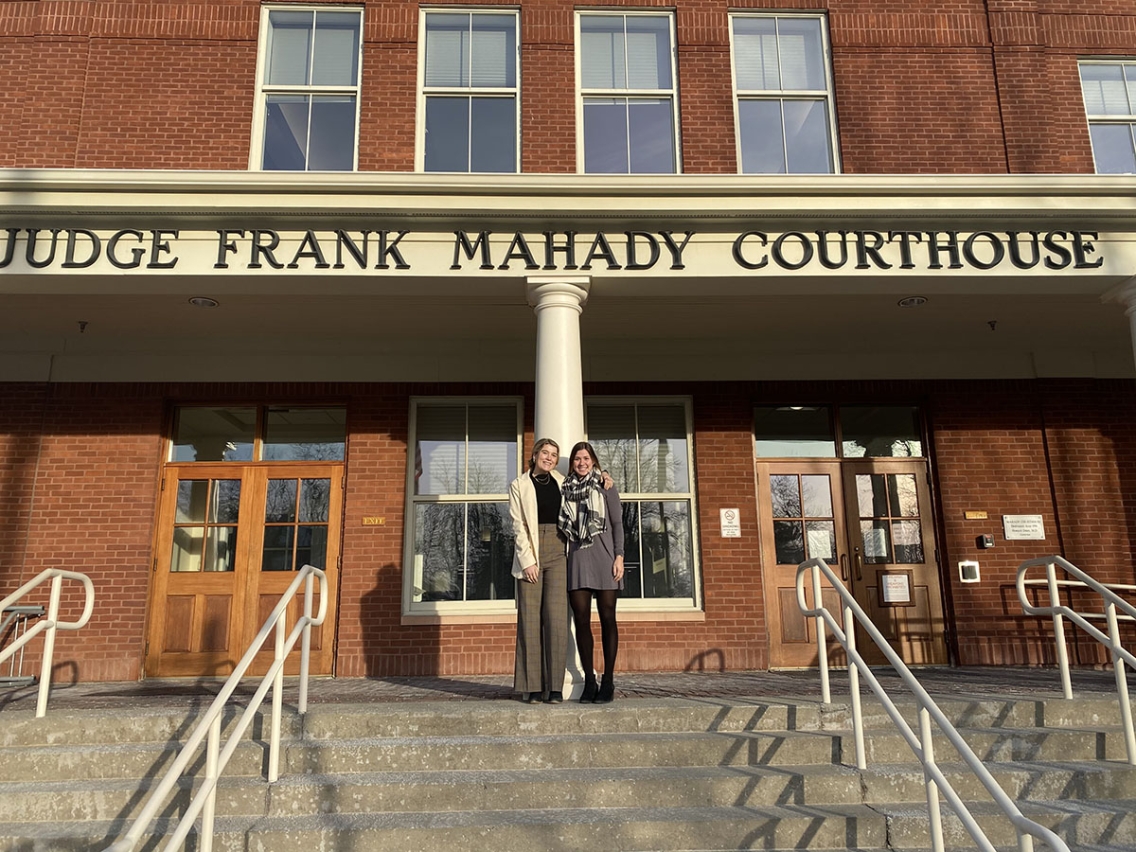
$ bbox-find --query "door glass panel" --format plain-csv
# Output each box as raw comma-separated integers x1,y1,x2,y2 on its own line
773,520,805,564
855,473,923,565
769,474,801,516
890,474,919,517
804,519,836,562
801,475,833,517
892,519,924,563
754,406,835,457
170,408,256,462
856,474,890,517
860,520,891,564
171,479,240,572
841,406,922,458
265,479,298,523
299,478,331,522
262,526,295,572
297,525,328,569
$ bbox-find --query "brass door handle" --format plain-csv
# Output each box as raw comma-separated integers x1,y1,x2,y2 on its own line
839,553,848,582
854,546,863,582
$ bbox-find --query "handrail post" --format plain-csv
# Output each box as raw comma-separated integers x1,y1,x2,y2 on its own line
299,571,314,714
811,564,831,705
269,616,285,783
919,707,945,852
844,600,865,770
1046,561,1073,700
1105,599,1136,765
35,573,64,718
201,714,221,852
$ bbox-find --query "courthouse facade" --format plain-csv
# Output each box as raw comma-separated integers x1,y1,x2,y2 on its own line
1,0,1135,683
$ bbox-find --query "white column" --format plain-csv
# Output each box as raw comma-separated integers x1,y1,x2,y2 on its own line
1106,277,1136,373
526,275,590,698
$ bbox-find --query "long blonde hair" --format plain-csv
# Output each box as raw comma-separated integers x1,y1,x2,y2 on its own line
528,437,560,471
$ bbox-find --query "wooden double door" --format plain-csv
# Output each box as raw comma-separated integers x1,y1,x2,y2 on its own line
145,463,342,678
758,459,947,669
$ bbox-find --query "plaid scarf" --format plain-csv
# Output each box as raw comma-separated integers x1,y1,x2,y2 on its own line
558,469,607,548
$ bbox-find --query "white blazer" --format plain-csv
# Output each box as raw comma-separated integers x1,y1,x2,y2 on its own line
508,469,564,579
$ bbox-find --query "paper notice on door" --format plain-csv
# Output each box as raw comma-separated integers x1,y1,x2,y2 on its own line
862,528,889,560
806,527,835,561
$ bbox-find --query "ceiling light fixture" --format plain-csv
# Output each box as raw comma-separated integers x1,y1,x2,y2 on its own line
188,296,219,308
897,296,927,308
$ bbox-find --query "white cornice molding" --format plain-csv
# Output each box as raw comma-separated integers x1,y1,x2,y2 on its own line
2,169,1135,226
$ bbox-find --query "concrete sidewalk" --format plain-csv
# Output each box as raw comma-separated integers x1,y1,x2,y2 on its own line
2,666,1131,714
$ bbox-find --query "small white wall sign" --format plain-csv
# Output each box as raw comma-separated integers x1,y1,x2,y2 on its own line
720,508,741,538
1002,514,1045,541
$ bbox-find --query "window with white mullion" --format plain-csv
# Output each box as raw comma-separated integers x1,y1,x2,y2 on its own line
419,9,519,173
730,13,837,175
253,5,362,172
1080,60,1136,174
577,12,679,174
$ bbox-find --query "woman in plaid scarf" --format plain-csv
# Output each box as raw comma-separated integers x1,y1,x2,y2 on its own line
559,441,624,703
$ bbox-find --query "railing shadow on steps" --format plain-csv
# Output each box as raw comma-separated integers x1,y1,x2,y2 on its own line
105,564,327,852
1017,554,1136,765
796,556,1070,852
0,568,95,718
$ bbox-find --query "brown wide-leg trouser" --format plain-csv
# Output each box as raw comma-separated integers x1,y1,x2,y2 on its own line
514,525,568,695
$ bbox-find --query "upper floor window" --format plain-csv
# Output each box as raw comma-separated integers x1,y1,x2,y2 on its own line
252,6,363,171
730,14,838,174
419,10,519,173
576,12,679,174
1080,60,1136,174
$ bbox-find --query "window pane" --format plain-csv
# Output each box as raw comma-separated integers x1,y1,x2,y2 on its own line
1089,123,1136,174
312,11,360,86
855,474,890,518
262,526,294,572
583,98,629,173
471,14,516,88
804,520,836,563
628,98,675,173
267,11,313,86
783,99,832,174
425,97,471,172
860,520,891,564
264,95,309,171
625,16,671,89
425,13,469,87
1081,64,1131,115
800,475,833,518
415,406,466,496
413,503,465,601
175,480,209,524
622,500,693,599
296,524,328,570
776,18,825,91
774,519,805,564
266,479,298,523
211,480,242,524
769,474,801,517
581,16,627,89
738,99,786,174
204,527,238,573
637,405,689,493
470,97,516,172
263,408,346,461
466,502,516,601
171,527,203,573
308,95,356,170
890,474,919,518
733,17,778,90
588,405,638,492
621,502,642,597
892,520,924,564
171,407,255,462
467,405,516,495
841,406,922,458
299,478,331,523
754,406,835,457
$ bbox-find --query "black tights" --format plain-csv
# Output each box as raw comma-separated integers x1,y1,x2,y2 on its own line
570,588,618,682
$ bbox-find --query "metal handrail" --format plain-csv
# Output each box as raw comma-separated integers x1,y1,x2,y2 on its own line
1,605,46,685
106,564,328,852
1016,554,1136,765
796,557,1069,852
0,569,95,717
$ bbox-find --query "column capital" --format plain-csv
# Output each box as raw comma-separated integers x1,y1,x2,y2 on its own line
526,276,591,311
1104,276,1136,315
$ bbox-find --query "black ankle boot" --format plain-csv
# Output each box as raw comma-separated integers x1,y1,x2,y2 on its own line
595,678,614,704
580,678,598,703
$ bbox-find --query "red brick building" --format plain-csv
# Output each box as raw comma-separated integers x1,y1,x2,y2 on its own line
1,0,1134,684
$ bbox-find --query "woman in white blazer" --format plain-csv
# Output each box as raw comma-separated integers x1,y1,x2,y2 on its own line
509,438,568,703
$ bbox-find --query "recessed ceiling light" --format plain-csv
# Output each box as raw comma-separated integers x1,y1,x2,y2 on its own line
897,296,927,308
188,297,219,308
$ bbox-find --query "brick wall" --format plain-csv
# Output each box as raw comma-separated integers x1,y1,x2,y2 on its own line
3,0,1133,174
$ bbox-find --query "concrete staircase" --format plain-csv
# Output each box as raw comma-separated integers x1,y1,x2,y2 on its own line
2,693,1135,851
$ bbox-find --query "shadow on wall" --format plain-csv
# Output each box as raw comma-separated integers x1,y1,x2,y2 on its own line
360,564,442,678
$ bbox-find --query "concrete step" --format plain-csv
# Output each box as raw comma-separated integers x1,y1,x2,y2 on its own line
850,725,1131,764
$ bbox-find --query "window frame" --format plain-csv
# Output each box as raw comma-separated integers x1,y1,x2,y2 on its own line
728,12,841,175
574,10,682,175
403,397,525,618
584,396,701,612
416,7,521,174
249,3,364,172
1079,58,1136,175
